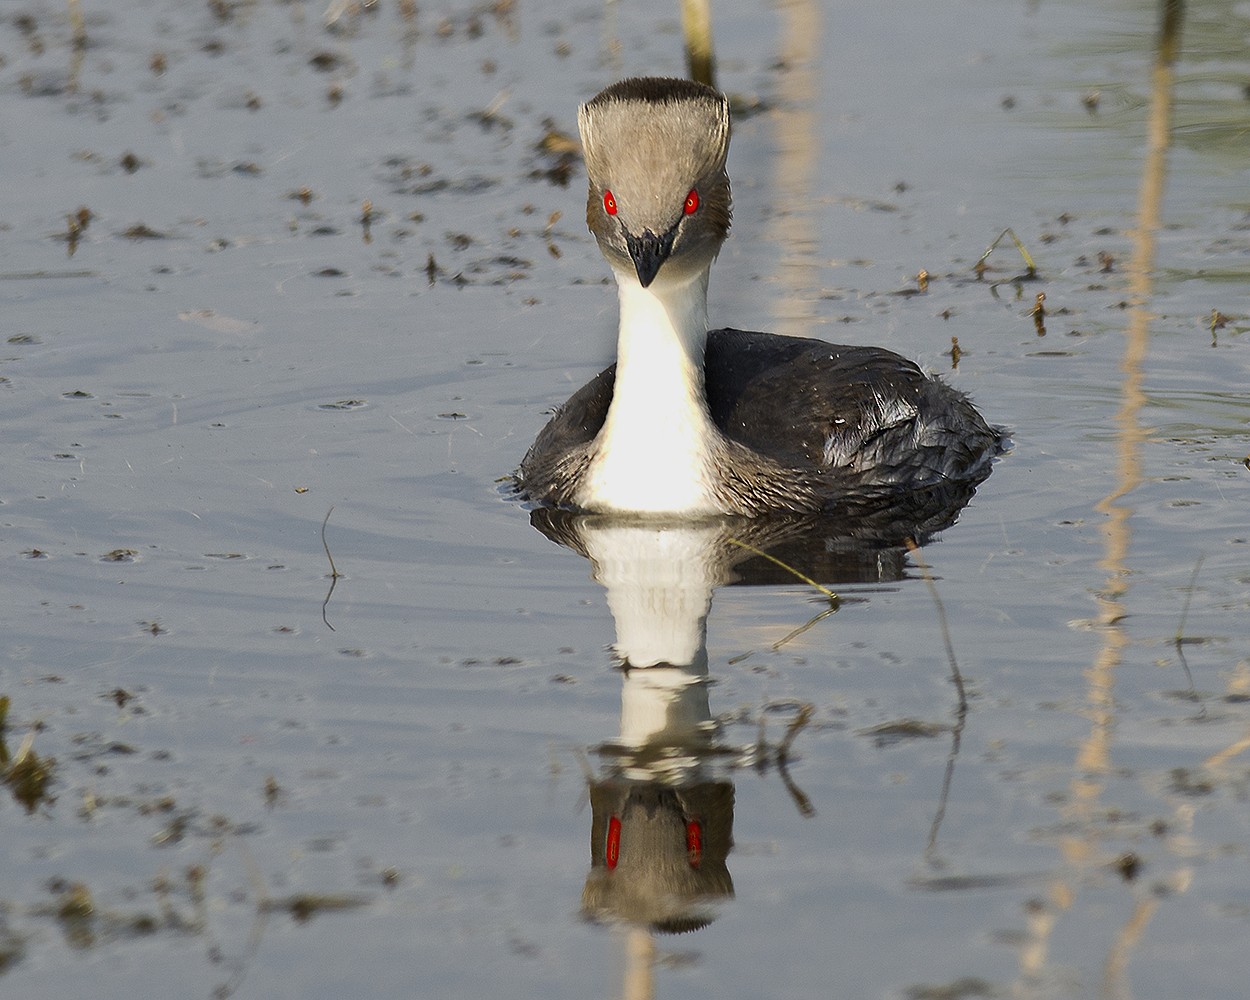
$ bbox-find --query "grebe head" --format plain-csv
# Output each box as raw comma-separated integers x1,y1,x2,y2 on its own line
578,78,733,289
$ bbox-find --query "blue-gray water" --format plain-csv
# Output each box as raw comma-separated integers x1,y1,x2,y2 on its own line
1,1,1248,996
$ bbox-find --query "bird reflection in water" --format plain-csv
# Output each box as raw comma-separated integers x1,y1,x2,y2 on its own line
529,498,974,992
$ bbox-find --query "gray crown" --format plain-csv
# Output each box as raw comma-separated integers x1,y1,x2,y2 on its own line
578,77,733,286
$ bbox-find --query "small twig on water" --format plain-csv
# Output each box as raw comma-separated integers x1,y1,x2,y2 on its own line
770,605,839,652
975,227,1037,282
726,537,839,602
904,539,966,713
777,755,816,818
756,703,816,818
1173,554,1205,712
904,538,969,865
726,536,840,652
321,506,340,631
1174,553,1203,645
212,841,272,1000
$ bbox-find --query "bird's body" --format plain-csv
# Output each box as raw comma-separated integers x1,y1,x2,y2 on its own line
518,77,1000,518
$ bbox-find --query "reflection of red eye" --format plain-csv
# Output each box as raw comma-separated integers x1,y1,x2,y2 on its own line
686,819,703,868
603,190,617,216
606,815,622,869
684,189,699,215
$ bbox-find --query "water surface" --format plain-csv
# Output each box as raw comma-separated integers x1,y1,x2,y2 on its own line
1,1,1248,997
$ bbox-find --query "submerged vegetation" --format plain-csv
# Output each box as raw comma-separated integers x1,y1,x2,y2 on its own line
0,696,56,815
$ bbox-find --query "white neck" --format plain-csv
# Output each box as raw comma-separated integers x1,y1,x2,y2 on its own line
579,268,721,514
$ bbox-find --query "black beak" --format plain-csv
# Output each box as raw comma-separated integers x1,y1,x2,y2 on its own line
624,228,675,288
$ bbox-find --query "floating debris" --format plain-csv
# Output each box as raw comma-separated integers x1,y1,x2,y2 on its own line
1210,308,1229,345
263,775,282,808
1,705,57,815
975,227,1036,282
859,719,947,748
309,51,344,72
58,206,93,256
1032,292,1047,336
121,223,168,240
1115,851,1141,881
263,893,370,924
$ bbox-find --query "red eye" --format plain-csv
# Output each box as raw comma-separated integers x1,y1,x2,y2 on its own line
684,189,699,214
603,190,617,216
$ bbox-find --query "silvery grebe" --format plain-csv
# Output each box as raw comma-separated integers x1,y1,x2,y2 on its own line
518,77,1000,517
